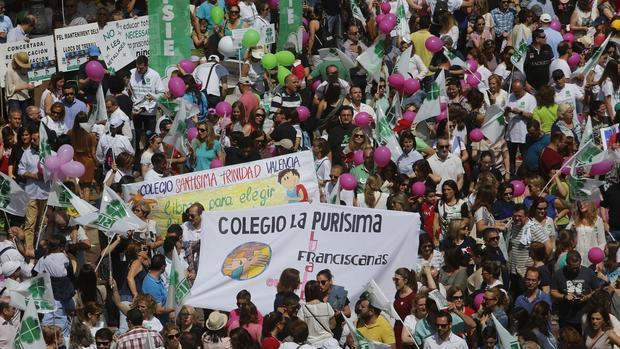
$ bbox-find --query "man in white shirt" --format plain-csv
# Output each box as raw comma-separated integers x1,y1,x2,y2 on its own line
0,300,19,349
193,55,229,107
349,86,377,122
143,153,168,181
238,0,258,24
548,41,572,82
181,203,203,243
505,79,536,176
6,15,34,43
129,55,164,151
423,311,468,349
105,95,133,141
552,69,584,128
428,136,465,193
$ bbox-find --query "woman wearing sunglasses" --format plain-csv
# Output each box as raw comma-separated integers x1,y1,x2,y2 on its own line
162,324,182,349
190,121,223,171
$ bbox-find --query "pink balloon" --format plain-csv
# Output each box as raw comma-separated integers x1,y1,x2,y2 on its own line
511,180,525,197
380,1,391,13
384,13,397,26
60,160,85,178
466,59,478,72
354,112,371,127
353,150,364,166
460,80,470,91
267,0,278,9
378,19,394,34
239,92,259,117
187,127,198,142
588,247,605,265
590,160,614,175
296,106,310,122
311,79,321,91
302,31,309,46
85,60,105,82
560,166,571,175
403,111,416,122
374,146,391,167
340,173,358,191
44,155,62,172
168,77,187,98
57,144,74,163
469,128,484,142
568,52,580,68
440,102,448,111
376,14,386,24
474,293,484,310
179,59,195,74
466,72,482,88
550,20,562,31
215,101,233,117
563,32,575,43
411,181,426,196
436,109,448,122
388,73,405,90
210,159,223,169
402,78,420,95
425,36,443,53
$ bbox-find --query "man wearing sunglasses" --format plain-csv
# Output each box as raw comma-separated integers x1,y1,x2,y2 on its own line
423,310,467,349
524,29,553,90
427,136,465,194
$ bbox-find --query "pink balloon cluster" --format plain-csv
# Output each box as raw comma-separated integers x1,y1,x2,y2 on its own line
388,73,420,96
44,144,85,179
376,7,397,34
590,160,614,175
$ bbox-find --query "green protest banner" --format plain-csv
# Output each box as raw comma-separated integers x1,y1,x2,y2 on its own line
277,0,303,51
147,0,192,76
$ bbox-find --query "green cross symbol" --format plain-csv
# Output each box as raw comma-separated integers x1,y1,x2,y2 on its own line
427,82,440,100
58,186,72,206
15,316,42,349
374,43,385,58
39,140,52,163
497,114,506,126
28,278,45,299
0,177,10,208
93,199,128,231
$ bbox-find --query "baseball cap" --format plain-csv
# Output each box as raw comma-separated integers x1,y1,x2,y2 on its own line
540,13,552,23
208,54,220,63
238,77,252,85
88,45,101,57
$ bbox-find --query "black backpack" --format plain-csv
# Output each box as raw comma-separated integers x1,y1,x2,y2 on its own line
433,0,449,24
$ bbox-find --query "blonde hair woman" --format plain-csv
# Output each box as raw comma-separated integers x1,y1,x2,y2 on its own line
566,202,606,267
132,200,162,252
190,121,223,171
355,174,388,209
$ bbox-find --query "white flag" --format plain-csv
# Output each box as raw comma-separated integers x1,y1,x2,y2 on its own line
396,0,410,43
364,279,400,319
163,99,190,156
376,105,403,163
166,247,191,310
38,123,53,182
342,314,391,349
5,273,56,313
416,70,445,123
47,180,98,217
574,34,611,78
357,38,386,82
443,48,468,68
327,180,341,205
0,171,29,217
511,26,528,74
81,84,108,132
14,299,46,349
481,104,507,143
581,116,593,149
350,0,367,30
492,314,522,349
394,46,412,76
78,186,147,236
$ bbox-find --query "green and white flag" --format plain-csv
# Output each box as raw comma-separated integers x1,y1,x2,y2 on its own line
342,314,390,349
327,180,341,205
81,83,108,132
38,123,53,182
376,105,403,163
568,175,604,202
416,69,445,123
48,180,98,218
277,0,303,51
444,48,468,68
573,34,611,78
492,314,522,349
511,26,528,74
14,299,46,349
350,0,367,26
147,0,192,76
5,273,56,313
357,38,385,82
581,116,594,149
166,247,191,310
163,98,190,156
396,0,410,42
80,186,146,236
481,104,506,143
393,46,411,76
0,172,29,217
364,279,400,319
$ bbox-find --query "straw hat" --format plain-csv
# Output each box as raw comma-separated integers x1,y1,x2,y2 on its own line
205,311,228,331
13,52,31,69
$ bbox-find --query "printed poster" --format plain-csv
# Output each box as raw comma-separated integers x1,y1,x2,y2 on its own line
54,23,99,71
0,36,56,87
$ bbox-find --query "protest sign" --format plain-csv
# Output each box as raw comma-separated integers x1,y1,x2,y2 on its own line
600,124,619,150
122,151,320,231
148,0,192,76
116,16,150,59
231,24,276,49
54,23,99,71
98,20,134,72
0,36,56,87
185,203,420,313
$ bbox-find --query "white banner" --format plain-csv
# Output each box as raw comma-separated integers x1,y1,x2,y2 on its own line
186,203,420,313
98,20,134,72
54,23,99,71
231,24,276,49
0,36,56,87
116,16,150,59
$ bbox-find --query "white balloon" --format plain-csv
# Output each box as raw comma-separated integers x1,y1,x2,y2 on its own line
218,36,236,57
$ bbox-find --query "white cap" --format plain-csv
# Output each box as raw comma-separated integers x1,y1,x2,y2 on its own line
2,260,21,277
540,13,552,23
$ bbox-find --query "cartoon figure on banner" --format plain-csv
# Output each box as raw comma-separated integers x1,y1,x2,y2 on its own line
222,242,271,280
278,169,309,203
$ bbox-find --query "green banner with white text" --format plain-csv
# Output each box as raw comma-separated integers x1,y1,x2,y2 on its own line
277,0,303,52
148,0,192,76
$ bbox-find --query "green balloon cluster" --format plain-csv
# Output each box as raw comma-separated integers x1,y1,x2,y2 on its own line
261,53,277,70
242,29,260,48
277,66,292,86
211,6,224,25
275,51,295,66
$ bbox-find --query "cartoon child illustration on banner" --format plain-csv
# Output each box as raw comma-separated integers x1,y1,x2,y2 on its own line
222,242,271,280
278,169,309,203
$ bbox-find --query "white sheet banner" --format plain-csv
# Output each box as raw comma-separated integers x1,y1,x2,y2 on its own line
186,203,420,313
98,20,134,72
0,36,56,87
54,23,99,71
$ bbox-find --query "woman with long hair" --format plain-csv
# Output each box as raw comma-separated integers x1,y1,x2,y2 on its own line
393,268,417,349
307,5,330,69
598,59,620,119
433,180,470,243
342,128,370,169
162,323,182,349
316,82,345,132
42,101,67,135
396,131,423,177
103,151,134,186
68,111,97,184
416,234,445,272
355,174,388,209
75,264,105,308
243,106,267,138
412,159,439,190
79,302,105,338
313,138,331,192
131,200,161,252
274,268,300,312
229,302,262,342
8,126,33,182
570,0,598,37
140,134,163,177
40,72,64,116
69,319,95,349
472,185,505,238
230,327,260,349
567,201,606,267
558,327,585,349
468,16,493,49
402,293,429,346
182,74,208,121
441,218,476,263
231,101,247,132
584,307,620,349
533,85,558,134
297,280,339,348
438,12,458,49
553,229,577,271
261,312,284,349
190,121,222,171
529,302,558,349
487,74,507,107
203,311,231,349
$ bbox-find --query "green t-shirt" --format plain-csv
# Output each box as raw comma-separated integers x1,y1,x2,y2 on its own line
310,60,351,81
351,164,374,194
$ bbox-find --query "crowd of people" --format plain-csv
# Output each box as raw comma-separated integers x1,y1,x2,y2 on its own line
0,0,620,348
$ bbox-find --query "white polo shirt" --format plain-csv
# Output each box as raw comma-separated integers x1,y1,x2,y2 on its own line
423,332,468,349
427,153,464,193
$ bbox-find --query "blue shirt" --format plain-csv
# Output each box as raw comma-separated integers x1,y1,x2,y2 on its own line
490,8,515,36
196,0,226,31
62,98,88,130
524,134,550,172
542,27,564,59
142,273,167,306
514,290,552,313
0,15,14,43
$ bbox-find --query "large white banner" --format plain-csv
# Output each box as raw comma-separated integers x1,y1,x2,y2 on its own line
98,20,134,72
186,203,420,313
0,36,56,87
54,23,99,71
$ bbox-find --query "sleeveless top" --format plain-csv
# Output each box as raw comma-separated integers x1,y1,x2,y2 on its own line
586,331,612,349
311,19,328,55
39,88,59,112
119,260,147,300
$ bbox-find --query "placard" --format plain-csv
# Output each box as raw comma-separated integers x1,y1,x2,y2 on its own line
98,20,134,72
54,23,99,71
0,36,56,87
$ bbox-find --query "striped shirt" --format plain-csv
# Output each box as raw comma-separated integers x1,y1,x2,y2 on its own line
270,89,301,116
508,220,548,276
116,327,165,349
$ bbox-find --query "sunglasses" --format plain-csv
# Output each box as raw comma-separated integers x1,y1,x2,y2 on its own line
229,10,240,13
436,323,450,328
437,145,450,149
504,192,513,196
330,175,339,179
451,295,463,300
354,134,364,138
255,113,265,117
198,128,207,132
488,236,499,241
96,342,111,346
319,280,329,285
536,206,548,210
168,333,181,339
65,92,75,96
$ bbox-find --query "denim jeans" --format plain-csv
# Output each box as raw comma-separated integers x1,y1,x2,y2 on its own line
325,14,342,42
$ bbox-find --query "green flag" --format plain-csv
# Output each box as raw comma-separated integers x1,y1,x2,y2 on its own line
147,0,192,76
357,38,385,82
416,69,445,123
573,34,611,78
510,26,528,73
5,273,56,313
38,123,52,182
80,186,147,236
481,104,506,143
14,299,46,349
342,314,390,349
568,175,604,202
277,0,303,51
47,180,98,219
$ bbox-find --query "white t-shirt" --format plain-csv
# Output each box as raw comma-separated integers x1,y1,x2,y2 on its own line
506,92,537,144
427,153,465,193
143,169,163,181
601,79,620,113
238,1,258,23
315,157,331,183
548,59,571,82
554,83,584,120
181,221,201,242
34,253,69,277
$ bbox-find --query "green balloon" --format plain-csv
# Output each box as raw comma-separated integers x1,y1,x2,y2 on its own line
275,51,295,67
261,53,277,70
211,6,224,25
242,29,260,48
277,66,292,86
